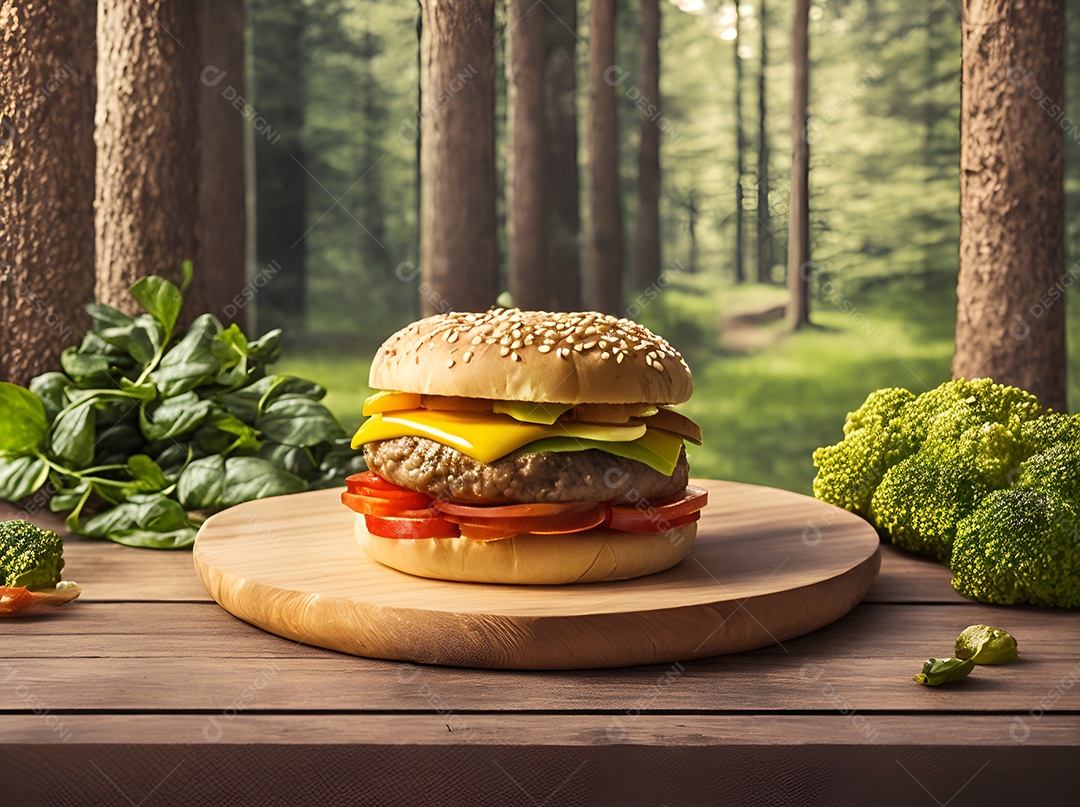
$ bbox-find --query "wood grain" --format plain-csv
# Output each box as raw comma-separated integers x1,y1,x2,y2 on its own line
193,480,881,669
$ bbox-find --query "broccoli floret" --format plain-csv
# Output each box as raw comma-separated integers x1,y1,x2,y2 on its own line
951,489,1080,608
1019,413,1080,457
812,387,916,516
0,520,65,590
1017,441,1080,503
871,452,993,562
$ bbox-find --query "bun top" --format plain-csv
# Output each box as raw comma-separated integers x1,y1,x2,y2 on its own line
369,309,693,404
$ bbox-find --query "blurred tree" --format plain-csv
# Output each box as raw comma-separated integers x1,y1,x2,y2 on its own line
633,0,661,292
587,0,623,314
953,0,1066,411
419,0,498,316
198,0,246,329
732,6,745,284
545,0,582,309
755,0,773,284
95,1,206,317
0,0,95,385
786,0,810,330
506,0,550,308
250,0,307,333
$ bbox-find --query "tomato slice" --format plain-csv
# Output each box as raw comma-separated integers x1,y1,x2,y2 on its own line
341,491,433,515
450,505,608,539
432,500,595,519
606,486,708,532
0,586,35,617
364,513,461,539
346,471,409,494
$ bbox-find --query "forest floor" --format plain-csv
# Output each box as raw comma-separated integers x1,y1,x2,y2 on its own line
276,277,1080,496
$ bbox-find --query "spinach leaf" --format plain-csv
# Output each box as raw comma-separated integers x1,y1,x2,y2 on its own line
50,401,96,468
222,457,307,506
0,381,49,454
258,395,343,447
176,455,226,510
130,274,184,341
0,455,49,501
140,391,213,441
151,314,223,396
28,372,71,423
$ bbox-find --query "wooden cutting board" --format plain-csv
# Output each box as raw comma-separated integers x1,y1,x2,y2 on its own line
193,479,880,670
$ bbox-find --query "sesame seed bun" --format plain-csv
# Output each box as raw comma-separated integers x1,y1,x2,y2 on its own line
355,516,698,585
369,309,694,405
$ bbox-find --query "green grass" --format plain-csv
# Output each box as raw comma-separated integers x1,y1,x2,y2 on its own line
270,278,1079,496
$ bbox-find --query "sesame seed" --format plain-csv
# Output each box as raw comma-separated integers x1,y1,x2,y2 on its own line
500,346,510,357
538,344,552,353
447,331,458,343
566,335,575,344
447,359,455,368
616,352,625,364
471,336,482,345
463,351,473,363
573,343,583,352
601,351,610,360
646,355,653,366
653,361,664,372
511,340,522,349
511,351,521,362
557,347,570,359
583,341,596,350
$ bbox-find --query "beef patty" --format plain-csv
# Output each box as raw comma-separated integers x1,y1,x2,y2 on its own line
363,435,689,504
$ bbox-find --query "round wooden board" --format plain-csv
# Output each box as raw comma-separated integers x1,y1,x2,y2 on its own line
193,480,880,670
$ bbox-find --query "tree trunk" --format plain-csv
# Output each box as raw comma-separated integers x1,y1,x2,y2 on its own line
633,0,662,293
733,8,745,284
953,0,1066,411
95,1,206,317
506,0,549,309
251,0,306,333
0,0,96,386
544,0,581,310
198,0,247,329
787,0,810,330
586,0,623,314
755,0,773,284
419,0,498,317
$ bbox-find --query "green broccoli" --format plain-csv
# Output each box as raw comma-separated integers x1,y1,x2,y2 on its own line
951,489,1080,608
870,451,993,562
1017,441,1080,503
0,520,65,590
812,387,916,516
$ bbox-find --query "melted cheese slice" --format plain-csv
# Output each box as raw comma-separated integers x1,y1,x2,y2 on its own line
519,428,686,476
351,409,647,464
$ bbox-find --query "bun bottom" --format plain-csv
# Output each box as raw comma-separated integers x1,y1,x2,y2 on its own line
355,517,697,585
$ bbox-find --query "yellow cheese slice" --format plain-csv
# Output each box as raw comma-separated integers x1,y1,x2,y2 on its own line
362,391,422,416
518,428,685,476
351,409,647,464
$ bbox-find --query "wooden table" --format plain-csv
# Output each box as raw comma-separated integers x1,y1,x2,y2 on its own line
3,502,1077,806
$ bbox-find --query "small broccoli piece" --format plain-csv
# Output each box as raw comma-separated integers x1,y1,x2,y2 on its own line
871,452,993,562
951,489,1080,608
1016,441,1080,503
1018,413,1080,458
812,387,916,516
955,625,1018,664
913,657,976,686
0,520,65,590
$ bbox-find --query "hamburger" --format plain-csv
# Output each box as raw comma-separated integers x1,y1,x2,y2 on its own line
342,308,706,584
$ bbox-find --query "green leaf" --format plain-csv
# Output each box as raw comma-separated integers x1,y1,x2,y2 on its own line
119,377,159,402
180,260,194,293
258,395,343,447
248,329,282,368
60,345,113,382
49,479,90,512
212,324,251,388
194,408,260,455
108,526,197,549
221,375,326,424
0,455,49,501
79,493,189,539
139,391,213,441
28,372,72,423
130,275,184,340
0,382,49,453
260,441,319,479
221,456,307,506
127,454,168,492
99,314,164,366
50,401,96,468
176,455,226,510
313,438,367,486
85,302,135,333
151,314,223,396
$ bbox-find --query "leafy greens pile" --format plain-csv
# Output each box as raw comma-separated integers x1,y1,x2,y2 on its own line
0,266,364,548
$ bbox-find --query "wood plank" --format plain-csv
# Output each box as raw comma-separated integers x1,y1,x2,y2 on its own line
863,543,966,603
2,604,1077,713
193,482,882,668
1,716,1076,806
4,713,1078,746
